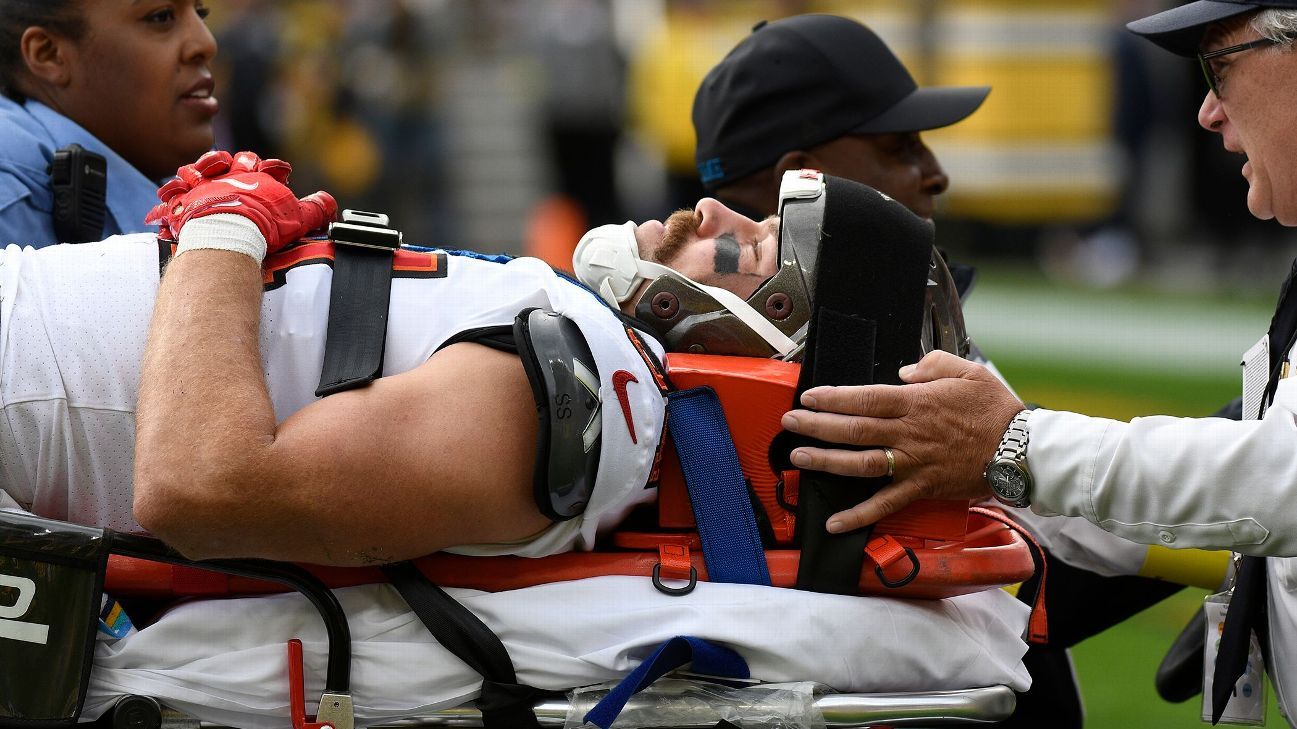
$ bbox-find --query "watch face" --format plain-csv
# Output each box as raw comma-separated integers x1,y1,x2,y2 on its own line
989,463,1027,501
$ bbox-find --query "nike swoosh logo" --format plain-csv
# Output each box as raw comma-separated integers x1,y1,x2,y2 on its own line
216,178,259,191
612,370,638,444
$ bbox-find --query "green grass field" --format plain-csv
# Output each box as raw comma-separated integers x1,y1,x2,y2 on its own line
970,270,1286,728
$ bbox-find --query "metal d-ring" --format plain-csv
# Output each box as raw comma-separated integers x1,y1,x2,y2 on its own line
875,546,921,589
652,563,698,596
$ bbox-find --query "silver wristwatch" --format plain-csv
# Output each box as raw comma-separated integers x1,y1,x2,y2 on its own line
984,409,1032,508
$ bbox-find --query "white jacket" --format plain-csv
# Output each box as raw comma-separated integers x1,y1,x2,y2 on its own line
1027,356,1297,721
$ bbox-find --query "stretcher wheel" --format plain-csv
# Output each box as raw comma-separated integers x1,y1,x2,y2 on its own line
103,695,161,729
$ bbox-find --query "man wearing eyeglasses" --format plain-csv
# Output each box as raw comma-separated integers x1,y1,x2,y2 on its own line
1188,5,1297,227
776,1,1297,725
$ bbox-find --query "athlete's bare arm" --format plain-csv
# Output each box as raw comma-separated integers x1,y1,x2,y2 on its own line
133,248,548,565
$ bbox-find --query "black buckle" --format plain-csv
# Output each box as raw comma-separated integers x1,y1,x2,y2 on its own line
315,209,404,398
328,209,402,251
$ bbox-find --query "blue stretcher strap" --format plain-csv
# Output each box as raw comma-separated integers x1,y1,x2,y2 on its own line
583,636,750,729
666,387,771,587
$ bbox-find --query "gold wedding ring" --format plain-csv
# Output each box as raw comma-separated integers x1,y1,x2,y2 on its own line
883,447,896,477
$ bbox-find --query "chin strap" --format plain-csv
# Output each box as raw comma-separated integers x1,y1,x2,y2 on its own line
687,277,798,357
574,223,797,357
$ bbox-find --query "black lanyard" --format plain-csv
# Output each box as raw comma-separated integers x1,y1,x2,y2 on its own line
1210,257,1297,723
1262,258,1297,412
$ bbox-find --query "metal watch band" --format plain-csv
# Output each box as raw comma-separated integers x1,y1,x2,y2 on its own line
994,410,1031,462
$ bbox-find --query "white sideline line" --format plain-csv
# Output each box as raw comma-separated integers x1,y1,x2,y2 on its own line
965,288,1265,376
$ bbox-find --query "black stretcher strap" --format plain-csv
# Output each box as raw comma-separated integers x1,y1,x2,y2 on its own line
312,211,539,727
793,310,878,594
381,561,542,729
792,180,931,595
315,213,403,397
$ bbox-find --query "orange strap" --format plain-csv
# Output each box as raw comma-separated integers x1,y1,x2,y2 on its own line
970,506,1049,644
864,534,909,570
657,543,694,581
863,534,922,589
780,470,800,508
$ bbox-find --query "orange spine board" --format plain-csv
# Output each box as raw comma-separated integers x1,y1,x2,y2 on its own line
105,511,1033,601
660,354,968,543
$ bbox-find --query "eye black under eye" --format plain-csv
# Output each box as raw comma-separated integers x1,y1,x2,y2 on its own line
713,234,742,274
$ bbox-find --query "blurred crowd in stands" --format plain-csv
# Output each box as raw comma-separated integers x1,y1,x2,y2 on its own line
207,0,1297,291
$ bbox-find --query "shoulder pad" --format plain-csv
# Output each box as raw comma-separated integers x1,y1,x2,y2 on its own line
515,308,602,521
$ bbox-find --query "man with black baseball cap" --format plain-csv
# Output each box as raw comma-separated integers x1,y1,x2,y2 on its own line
693,12,1210,729
692,14,988,221
776,2,1297,726
1128,0,1297,55
694,15,1096,729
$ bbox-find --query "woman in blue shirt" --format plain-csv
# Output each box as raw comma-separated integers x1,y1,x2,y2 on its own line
0,0,218,247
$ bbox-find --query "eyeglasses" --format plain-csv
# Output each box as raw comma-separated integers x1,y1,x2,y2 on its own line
1198,37,1282,97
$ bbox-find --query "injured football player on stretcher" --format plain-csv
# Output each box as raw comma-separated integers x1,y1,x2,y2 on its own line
0,152,1033,728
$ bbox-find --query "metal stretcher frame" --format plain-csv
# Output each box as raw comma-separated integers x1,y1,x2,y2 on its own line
399,687,1019,727
106,686,1018,728
102,507,1036,601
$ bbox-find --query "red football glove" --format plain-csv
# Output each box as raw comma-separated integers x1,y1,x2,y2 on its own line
147,150,338,257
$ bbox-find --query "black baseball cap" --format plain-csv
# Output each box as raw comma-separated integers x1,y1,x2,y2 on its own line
1128,1,1297,56
692,14,989,191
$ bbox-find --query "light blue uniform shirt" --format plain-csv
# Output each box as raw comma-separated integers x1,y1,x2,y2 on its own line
0,96,162,248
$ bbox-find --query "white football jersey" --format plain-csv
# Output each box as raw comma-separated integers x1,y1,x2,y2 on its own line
0,235,665,556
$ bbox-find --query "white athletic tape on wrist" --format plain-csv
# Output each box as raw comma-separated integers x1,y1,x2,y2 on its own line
176,214,268,262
